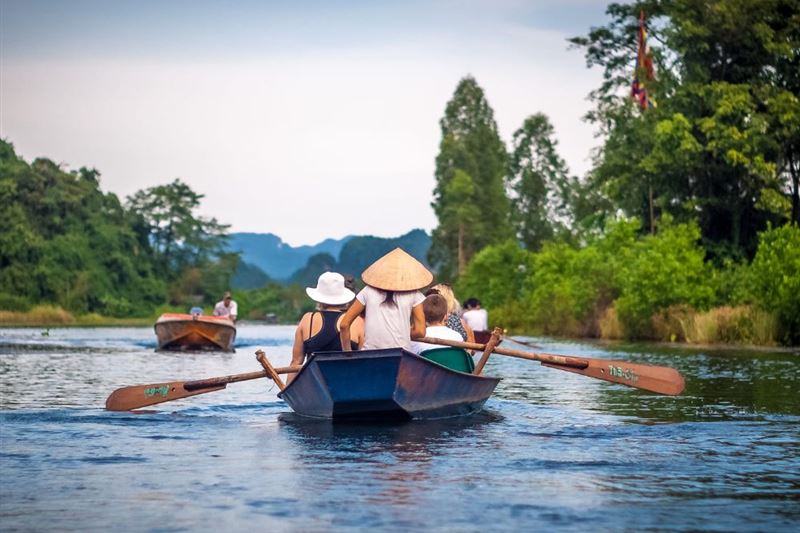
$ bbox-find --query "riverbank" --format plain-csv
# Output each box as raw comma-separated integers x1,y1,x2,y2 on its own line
0,305,154,328
494,304,791,348
3,304,793,352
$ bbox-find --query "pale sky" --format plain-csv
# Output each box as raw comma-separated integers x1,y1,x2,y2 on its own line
1,0,609,246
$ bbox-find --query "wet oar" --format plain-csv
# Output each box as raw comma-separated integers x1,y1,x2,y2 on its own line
105,364,301,411
419,336,685,396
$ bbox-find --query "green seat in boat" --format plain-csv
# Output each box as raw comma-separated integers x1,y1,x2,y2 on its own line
419,347,475,373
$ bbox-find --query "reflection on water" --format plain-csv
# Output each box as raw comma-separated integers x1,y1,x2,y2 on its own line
1,325,798,531
279,412,505,511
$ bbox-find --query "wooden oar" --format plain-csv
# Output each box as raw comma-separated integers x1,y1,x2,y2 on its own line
105,364,301,411
509,337,543,350
419,336,685,396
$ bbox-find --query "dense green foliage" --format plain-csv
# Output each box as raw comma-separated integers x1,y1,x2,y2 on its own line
746,224,800,342
0,141,237,317
459,222,798,344
232,283,312,322
614,220,714,337
430,76,513,279
569,0,799,259
0,139,435,322
508,114,575,250
429,2,800,345
456,240,534,311
127,179,231,280
0,141,163,316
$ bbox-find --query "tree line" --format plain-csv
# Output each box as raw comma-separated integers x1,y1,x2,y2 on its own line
431,0,799,344
0,140,238,318
2,0,797,342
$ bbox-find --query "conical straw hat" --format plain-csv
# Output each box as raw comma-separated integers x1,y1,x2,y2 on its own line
361,248,433,291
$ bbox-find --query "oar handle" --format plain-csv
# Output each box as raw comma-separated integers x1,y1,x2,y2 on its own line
184,365,299,391
418,337,590,369
256,350,286,391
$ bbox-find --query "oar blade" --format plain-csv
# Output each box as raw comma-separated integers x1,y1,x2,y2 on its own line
542,359,685,396
105,381,226,411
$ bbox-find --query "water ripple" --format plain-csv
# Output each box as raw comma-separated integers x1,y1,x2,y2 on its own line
0,325,798,531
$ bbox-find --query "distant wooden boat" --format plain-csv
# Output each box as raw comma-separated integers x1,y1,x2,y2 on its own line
473,330,503,346
278,348,501,420
154,313,236,352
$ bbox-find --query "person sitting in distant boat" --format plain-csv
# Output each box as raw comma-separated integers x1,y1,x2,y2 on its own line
339,248,430,351
462,298,488,332
409,294,464,354
428,283,474,344
290,272,365,382
189,306,203,317
212,291,238,322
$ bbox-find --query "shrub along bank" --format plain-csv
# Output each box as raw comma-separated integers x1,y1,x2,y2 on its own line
456,221,800,346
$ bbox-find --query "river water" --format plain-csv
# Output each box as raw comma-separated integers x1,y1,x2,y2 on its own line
0,325,798,532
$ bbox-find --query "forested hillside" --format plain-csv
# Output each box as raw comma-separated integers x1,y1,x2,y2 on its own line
0,140,236,318
0,141,431,323
228,229,430,286
286,230,431,288
227,233,352,280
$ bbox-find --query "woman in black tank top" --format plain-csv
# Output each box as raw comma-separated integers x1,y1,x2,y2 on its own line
289,273,365,383
302,310,359,354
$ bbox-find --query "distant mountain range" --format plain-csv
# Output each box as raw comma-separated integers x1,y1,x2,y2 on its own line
227,229,431,288
228,232,353,281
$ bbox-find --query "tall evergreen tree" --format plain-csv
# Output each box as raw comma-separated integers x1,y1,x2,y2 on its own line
430,76,512,278
508,113,574,250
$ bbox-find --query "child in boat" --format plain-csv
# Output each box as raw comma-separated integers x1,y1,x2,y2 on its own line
409,294,464,354
428,283,474,344
339,248,431,351
289,272,365,382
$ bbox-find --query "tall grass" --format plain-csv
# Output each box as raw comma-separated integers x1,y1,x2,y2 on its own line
653,305,778,346
0,305,76,325
0,305,152,327
597,306,624,340
522,303,780,347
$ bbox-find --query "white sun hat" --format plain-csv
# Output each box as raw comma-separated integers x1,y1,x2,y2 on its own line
306,272,355,306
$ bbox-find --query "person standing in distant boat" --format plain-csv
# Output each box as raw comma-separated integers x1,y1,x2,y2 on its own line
463,298,488,332
213,291,238,322
339,248,431,351
289,272,365,383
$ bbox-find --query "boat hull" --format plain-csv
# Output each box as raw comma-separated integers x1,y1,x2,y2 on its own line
154,314,236,352
278,348,501,420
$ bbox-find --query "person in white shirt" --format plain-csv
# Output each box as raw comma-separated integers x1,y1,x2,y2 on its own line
212,291,238,322
462,298,488,332
339,248,432,351
409,294,464,354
